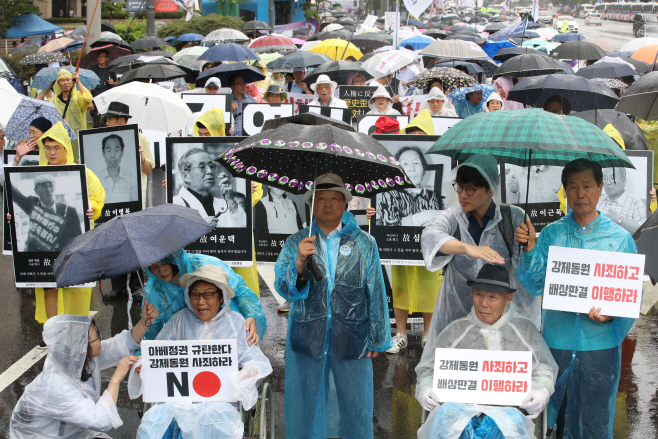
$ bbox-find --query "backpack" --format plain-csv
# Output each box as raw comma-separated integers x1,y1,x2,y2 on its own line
452,204,516,261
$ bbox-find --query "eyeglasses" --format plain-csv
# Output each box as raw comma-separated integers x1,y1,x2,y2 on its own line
189,290,219,301
452,182,482,196
44,146,63,153
602,176,622,184
188,162,217,173
89,325,103,344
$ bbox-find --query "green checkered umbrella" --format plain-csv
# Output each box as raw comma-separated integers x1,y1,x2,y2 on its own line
427,108,634,169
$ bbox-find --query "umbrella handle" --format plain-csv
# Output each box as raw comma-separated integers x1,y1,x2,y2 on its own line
76,0,103,72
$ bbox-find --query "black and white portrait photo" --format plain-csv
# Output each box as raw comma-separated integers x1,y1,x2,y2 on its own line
79,125,141,205
254,185,306,235
3,150,40,255
504,165,564,205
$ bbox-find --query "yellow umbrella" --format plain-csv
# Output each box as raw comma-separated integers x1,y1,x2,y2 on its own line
309,39,363,61
38,37,76,53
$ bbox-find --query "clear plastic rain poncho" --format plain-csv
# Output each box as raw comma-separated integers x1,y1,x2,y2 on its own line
274,211,393,439
415,303,559,439
10,315,139,439
135,275,273,439
517,210,639,438
142,249,266,344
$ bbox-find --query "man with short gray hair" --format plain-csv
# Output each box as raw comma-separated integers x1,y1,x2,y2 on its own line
597,166,646,234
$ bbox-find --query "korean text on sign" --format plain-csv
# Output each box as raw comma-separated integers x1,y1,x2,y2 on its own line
433,348,532,406
542,246,645,318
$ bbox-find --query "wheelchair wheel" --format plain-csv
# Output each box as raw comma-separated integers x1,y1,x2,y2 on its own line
259,382,274,439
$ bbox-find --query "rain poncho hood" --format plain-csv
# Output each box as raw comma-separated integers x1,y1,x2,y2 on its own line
10,315,139,438
367,85,399,115
450,84,495,118
420,87,459,117
603,123,626,149
37,121,74,165
484,92,505,112
193,108,226,137
49,69,92,138
401,108,435,134
492,75,524,111
274,211,393,439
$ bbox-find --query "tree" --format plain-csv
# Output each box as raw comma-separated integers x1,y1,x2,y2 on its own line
157,14,243,38
0,0,43,36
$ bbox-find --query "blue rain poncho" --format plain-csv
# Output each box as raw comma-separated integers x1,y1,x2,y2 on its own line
142,249,266,343
415,303,559,439
274,211,393,439
517,211,638,438
135,277,273,439
10,315,139,439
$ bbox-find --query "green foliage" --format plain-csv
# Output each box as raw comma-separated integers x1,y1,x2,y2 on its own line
157,13,243,38
300,2,319,20
46,17,85,23
102,1,126,18
114,19,147,43
0,0,43,36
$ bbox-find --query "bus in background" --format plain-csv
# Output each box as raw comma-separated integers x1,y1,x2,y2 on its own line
594,3,606,19
579,4,595,18
643,2,656,15
622,3,632,21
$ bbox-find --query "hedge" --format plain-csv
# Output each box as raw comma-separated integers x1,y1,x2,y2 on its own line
157,14,244,38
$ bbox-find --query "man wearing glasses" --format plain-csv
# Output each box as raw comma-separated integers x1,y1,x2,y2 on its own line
173,147,246,228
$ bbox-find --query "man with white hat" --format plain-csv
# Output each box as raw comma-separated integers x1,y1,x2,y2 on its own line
204,77,221,94
274,172,392,439
309,74,348,108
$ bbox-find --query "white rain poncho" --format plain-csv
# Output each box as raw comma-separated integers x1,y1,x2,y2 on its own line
419,87,458,117
10,315,139,439
135,275,273,439
366,85,401,115
420,154,542,352
415,303,559,439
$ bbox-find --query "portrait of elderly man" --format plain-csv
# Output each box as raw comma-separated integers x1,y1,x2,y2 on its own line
97,133,138,204
416,264,558,439
597,167,646,234
172,147,246,228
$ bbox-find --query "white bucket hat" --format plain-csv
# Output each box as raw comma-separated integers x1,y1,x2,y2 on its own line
310,74,338,94
180,264,235,299
304,172,353,204
368,85,393,106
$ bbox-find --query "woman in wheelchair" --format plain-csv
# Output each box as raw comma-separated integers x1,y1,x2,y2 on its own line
133,265,273,439
415,264,559,439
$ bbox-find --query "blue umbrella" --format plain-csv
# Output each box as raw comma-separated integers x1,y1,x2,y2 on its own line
551,33,586,43
31,65,100,90
195,62,265,87
62,40,84,52
447,83,496,105
164,36,177,44
406,18,425,27
400,35,434,50
607,50,633,58
4,96,77,142
197,43,259,63
177,33,204,42
53,204,212,287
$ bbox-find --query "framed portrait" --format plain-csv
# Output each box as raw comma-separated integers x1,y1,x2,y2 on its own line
166,137,253,266
4,165,90,287
4,150,40,255
79,125,142,226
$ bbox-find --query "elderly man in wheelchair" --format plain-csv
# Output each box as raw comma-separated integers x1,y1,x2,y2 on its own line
415,264,559,439
130,265,273,439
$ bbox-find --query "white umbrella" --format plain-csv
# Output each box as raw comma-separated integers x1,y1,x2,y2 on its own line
361,50,418,78
595,56,636,71
172,46,209,71
620,37,658,54
324,23,344,32
301,40,323,51
203,28,249,43
0,78,22,127
94,82,192,133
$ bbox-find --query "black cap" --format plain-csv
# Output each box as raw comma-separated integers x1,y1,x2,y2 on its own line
466,264,516,293
102,101,132,119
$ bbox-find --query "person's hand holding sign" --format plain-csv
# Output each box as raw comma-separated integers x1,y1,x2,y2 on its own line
589,307,613,323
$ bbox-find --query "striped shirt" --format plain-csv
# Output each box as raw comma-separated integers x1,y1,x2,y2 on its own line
597,191,646,224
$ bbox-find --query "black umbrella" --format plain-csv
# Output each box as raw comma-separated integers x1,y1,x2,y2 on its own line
266,51,333,72
550,40,606,61
445,34,486,45
337,18,357,25
53,204,212,288
620,57,650,74
83,19,117,34
310,29,353,41
117,64,188,85
294,27,311,36
508,74,620,112
108,53,171,69
493,47,546,62
90,38,133,51
571,109,648,151
633,210,658,283
242,20,273,31
351,33,390,50
262,113,353,131
483,23,508,33
616,71,658,120
302,60,373,86
436,61,484,74
423,29,448,39
575,62,637,79
493,54,566,79
490,16,512,22
195,62,265,87
132,36,168,50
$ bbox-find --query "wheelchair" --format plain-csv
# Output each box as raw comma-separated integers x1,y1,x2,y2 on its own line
420,408,548,439
241,381,275,439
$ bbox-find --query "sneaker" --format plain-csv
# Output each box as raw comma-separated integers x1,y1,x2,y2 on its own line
386,333,408,354
103,289,126,301
277,300,290,312
421,335,428,349
37,339,47,350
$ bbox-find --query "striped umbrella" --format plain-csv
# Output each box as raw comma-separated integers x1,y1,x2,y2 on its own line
38,37,76,53
419,39,489,60
248,34,297,53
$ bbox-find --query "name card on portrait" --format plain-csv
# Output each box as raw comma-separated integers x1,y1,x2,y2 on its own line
299,105,351,124
433,348,532,406
181,93,233,132
242,103,294,136
542,246,645,318
432,116,463,136
142,339,238,403
356,114,409,135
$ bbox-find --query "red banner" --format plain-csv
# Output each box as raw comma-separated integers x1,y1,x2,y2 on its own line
155,0,179,13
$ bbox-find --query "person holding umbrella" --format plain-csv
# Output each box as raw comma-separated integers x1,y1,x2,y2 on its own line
274,173,393,439
308,74,348,108
515,158,639,439
229,74,256,136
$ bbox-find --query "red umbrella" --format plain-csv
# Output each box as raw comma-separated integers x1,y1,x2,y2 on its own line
78,44,132,69
248,34,297,53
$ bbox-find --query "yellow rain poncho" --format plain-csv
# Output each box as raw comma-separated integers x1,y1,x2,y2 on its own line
49,69,92,161
194,108,227,136
400,109,436,135
34,122,106,323
636,118,658,212
253,60,273,90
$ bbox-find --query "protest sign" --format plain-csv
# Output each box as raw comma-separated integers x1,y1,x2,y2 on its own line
405,94,428,118
142,340,238,403
370,136,452,264
283,92,315,114
338,85,378,123
362,14,378,28
385,12,397,32
157,81,175,91
433,348,532,406
126,0,147,12
356,114,410,135
299,105,351,124
166,137,253,266
79,125,142,226
242,103,294,136
3,150,39,255
543,246,645,318
432,116,463,136
4,165,91,287
181,93,233,134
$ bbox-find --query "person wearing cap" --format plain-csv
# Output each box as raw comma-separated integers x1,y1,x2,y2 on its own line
204,77,221,94
309,74,348,108
416,264,558,438
366,85,401,115
264,84,287,103
515,158,639,439
274,172,393,439
134,264,272,438
286,66,312,95
419,87,458,117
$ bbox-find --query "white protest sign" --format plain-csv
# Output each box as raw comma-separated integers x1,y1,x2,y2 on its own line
299,105,352,124
374,51,408,76
242,103,294,136
432,116,463,136
142,339,238,403
362,14,378,28
403,0,434,22
284,92,315,114
180,93,232,128
405,94,428,117
433,348,532,406
157,81,175,91
356,114,409,135
385,12,397,31
542,246,645,318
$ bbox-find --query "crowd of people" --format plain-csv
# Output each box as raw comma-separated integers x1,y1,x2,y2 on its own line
1,5,657,439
